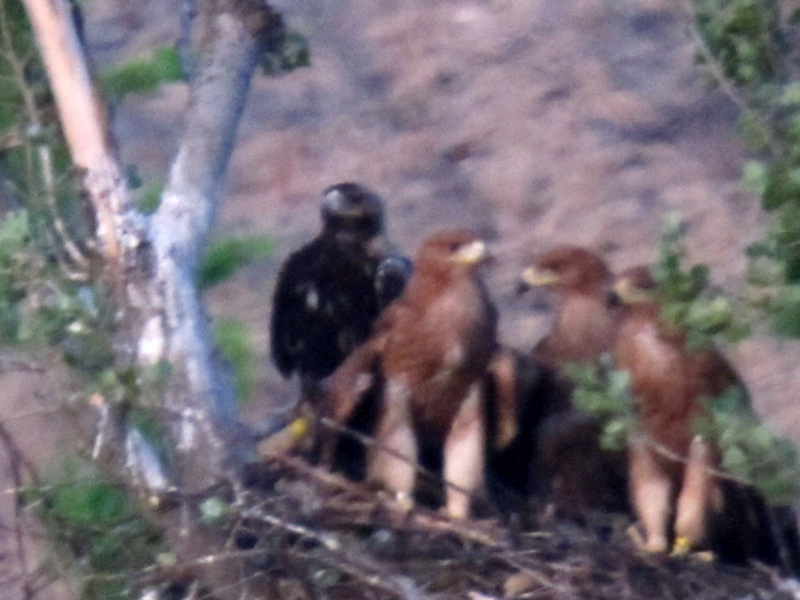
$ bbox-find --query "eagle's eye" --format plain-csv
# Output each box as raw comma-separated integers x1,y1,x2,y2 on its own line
449,241,461,252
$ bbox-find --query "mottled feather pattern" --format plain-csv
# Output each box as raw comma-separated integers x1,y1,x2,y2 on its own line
271,235,382,379
270,183,411,386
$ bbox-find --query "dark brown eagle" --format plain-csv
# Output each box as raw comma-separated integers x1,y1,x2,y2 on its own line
327,229,497,519
517,245,629,518
482,345,565,505
612,266,800,572
270,182,409,407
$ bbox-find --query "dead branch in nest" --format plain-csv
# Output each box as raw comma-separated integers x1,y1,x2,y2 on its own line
192,453,798,600
269,454,509,548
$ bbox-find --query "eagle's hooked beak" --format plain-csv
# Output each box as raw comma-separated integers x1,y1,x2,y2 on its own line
517,266,559,293
454,240,490,265
612,276,656,305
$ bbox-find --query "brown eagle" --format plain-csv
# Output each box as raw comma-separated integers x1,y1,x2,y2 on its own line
327,229,497,519
612,265,739,554
612,266,800,572
270,183,409,407
518,245,629,517
520,245,619,368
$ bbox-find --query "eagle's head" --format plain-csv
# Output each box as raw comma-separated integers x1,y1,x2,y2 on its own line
609,265,658,307
417,229,490,276
321,182,385,243
519,245,611,295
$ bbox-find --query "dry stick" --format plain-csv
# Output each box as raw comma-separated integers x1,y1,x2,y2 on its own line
81,503,423,600
238,503,429,599
0,423,42,600
272,454,507,548
631,431,758,488
319,416,498,515
22,0,129,302
678,0,781,158
326,406,786,553
233,459,522,596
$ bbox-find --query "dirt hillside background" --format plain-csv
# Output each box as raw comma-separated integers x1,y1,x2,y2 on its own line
6,1,800,598
83,0,800,438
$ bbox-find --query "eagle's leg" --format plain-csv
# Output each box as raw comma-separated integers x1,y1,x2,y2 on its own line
486,350,520,450
673,436,717,555
367,379,417,510
443,383,486,520
629,439,672,553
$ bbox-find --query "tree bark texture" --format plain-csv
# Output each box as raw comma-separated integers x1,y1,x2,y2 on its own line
23,0,284,488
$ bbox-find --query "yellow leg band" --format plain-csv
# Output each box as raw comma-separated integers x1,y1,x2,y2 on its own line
289,417,310,440
671,536,693,556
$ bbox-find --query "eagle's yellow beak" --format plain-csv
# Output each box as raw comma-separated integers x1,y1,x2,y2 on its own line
613,276,656,305
454,240,489,265
519,265,560,288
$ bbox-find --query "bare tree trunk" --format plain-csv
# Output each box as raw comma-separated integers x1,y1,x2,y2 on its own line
22,0,140,289
22,0,284,488
148,0,284,486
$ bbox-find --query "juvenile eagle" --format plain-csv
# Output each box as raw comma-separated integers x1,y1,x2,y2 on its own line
270,182,408,406
612,266,800,572
520,245,619,368
328,229,497,519
518,245,629,517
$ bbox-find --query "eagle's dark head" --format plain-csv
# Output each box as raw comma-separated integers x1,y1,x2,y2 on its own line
321,182,385,243
375,255,413,309
519,245,611,295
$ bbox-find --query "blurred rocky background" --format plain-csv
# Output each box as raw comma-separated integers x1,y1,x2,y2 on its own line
85,0,800,441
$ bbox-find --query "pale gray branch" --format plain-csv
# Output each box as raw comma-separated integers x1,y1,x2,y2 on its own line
148,0,284,434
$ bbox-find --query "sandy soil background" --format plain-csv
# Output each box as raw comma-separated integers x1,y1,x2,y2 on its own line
83,0,800,438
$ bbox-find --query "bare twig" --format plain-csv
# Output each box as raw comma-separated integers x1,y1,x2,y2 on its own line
0,423,42,600
319,416,497,514
679,0,781,157
272,454,508,548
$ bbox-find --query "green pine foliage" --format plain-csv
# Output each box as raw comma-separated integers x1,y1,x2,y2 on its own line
570,215,800,504
0,0,36,133
693,0,782,86
260,30,311,75
214,317,257,404
565,355,636,451
694,387,800,504
0,211,41,339
0,0,90,260
652,213,751,348
691,0,800,338
198,233,274,289
0,2,305,597
99,46,183,102
31,460,164,600
568,352,800,504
